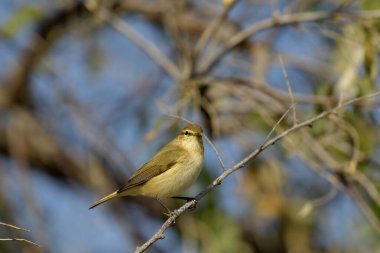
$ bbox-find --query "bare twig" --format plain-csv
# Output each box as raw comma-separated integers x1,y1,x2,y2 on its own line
0,222,29,232
134,201,194,253
202,134,227,172
263,104,294,143
279,56,297,124
0,222,40,247
0,238,41,247
135,91,380,253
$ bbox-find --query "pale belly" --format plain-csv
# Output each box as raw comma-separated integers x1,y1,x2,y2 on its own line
138,157,203,198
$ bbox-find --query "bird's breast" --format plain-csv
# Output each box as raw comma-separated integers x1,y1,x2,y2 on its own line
138,152,203,198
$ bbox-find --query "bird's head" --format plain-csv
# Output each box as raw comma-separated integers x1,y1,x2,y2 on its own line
177,123,204,151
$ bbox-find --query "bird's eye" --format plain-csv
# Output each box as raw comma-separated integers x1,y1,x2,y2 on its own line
184,130,190,136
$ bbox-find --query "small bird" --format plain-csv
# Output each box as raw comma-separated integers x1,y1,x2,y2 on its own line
89,123,204,209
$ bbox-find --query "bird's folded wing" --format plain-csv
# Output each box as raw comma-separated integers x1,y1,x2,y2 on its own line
116,148,185,193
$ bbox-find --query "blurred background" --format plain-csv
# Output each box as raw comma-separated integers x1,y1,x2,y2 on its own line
1,0,380,252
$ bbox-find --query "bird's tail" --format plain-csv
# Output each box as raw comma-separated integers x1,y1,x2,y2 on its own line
89,191,118,209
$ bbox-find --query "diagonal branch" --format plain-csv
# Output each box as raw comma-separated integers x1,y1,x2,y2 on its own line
134,92,380,252
199,10,380,75
0,222,29,232
0,238,40,247
94,8,182,80
0,221,40,247
192,0,239,73
279,56,297,124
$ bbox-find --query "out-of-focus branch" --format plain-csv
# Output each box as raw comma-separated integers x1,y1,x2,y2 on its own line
199,10,380,74
192,0,239,73
346,184,380,235
0,110,84,181
94,7,182,80
279,56,297,124
0,221,40,247
134,91,380,253
298,187,338,217
354,172,380,209
211,78,380,106
0,2,89,108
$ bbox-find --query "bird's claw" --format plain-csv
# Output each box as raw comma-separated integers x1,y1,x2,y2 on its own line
163,210,174,217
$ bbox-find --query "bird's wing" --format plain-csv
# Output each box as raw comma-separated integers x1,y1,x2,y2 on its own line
116,147,186,193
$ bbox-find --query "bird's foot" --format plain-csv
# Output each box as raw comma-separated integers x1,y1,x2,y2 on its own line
163,209,176,217
156,198,175,217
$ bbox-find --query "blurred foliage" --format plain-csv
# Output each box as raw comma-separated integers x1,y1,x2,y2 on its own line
0,6,42,37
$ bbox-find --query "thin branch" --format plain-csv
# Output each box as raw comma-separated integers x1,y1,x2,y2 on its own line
135,91,380,253
192,0,238,72
95,8,182,80
354,172,380,209
346,185,380,235
0,222,29,232
213,78,380,107
194,0,238,54
199,10,380,74
264,104,294,143
0,238,41,247
134,201,194,253
202,134,227,172
0,222,40,247
279,56,297,124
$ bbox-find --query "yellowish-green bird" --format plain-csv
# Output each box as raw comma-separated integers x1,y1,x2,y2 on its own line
89,123,204,209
